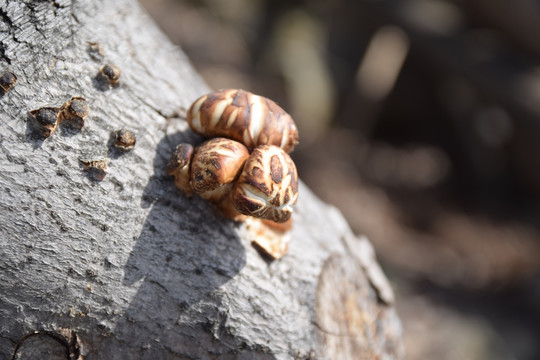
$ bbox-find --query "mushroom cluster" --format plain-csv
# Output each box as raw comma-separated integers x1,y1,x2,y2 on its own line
30,97,90,137
167,89,300,227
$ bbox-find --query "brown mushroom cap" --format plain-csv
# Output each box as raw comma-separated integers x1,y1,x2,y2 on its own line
166,143,195,195
113,128,137,150
232,145,298,223
59,97,89,129
191,138,250,202
100,64,121,84
187,89,299,153
0,71,17,92
65,97,89,119
30,107,60,138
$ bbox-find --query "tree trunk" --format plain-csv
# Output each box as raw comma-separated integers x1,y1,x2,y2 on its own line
0,0,405,359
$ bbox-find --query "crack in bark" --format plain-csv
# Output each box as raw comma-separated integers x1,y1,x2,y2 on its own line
70,11,80,25
0,42,11,64
0,7,13,28
0,5,13,64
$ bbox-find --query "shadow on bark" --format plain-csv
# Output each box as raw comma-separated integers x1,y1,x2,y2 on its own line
100,129,268,358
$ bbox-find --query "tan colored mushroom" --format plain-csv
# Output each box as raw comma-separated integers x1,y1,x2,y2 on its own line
187,89,299,153
190,137,250,203
59,97,89,129
232,145,298,223
165,143,195,195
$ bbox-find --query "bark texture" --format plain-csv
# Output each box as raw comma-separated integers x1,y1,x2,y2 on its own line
0,0,405,359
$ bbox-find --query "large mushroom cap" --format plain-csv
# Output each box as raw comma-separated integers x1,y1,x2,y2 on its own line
187,89,299,153
232,145,298,223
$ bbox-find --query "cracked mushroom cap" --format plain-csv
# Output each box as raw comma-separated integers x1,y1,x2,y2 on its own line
232,145,298,223
64,97,89,120
190,138,250,202
187,89,299,153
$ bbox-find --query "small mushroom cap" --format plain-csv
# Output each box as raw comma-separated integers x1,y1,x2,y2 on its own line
100,64,121,83
187,89,300,153
113,128,136,149
31,107,59,126
166,143,194,195
232,145,298,223
66,97,89,119
191,138,249,201
87,41,104,57
166,143,194,174
80,159,108,181
0,71,17,92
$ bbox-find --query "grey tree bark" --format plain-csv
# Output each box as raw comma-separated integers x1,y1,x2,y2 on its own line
0,0,405,359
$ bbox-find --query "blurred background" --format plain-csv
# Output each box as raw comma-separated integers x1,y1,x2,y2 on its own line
139,0,540,358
